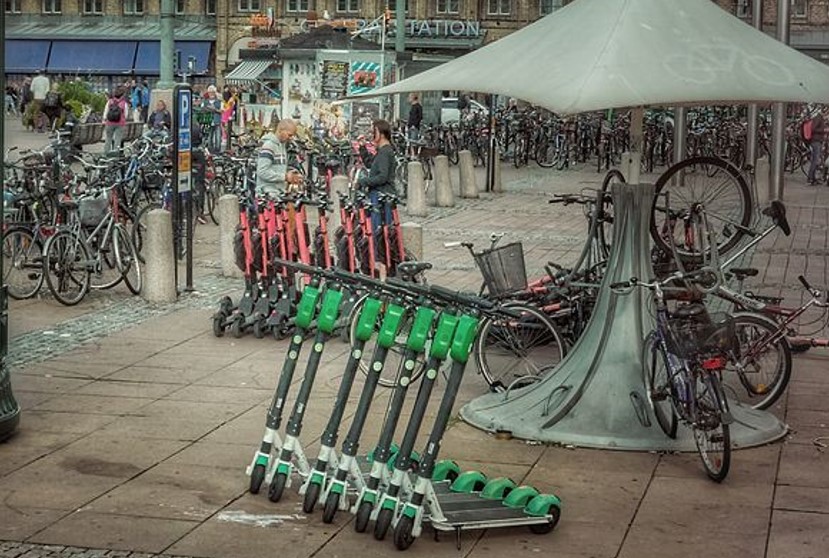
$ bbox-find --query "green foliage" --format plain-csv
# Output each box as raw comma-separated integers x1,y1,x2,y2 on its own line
57,81,107,115
64,99,84,119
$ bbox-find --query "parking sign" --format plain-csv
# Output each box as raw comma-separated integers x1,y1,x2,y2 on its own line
176,88,192,193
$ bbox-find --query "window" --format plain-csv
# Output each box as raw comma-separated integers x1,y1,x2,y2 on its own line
388,0,409,14
124,0,144,14
238,0,261,11
792,0,807,19
487,0,510,16
337,0,359,12
5,0,22,13
42,0,61,13
436,0,459,14
286,0,308,12
540,0,562,16
175,0,185,13
736,0,750,18
83,0,103,13
205,0,216,14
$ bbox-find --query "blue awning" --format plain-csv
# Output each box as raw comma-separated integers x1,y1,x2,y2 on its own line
5,40,51,73
48,41,138,75
134,41,212,75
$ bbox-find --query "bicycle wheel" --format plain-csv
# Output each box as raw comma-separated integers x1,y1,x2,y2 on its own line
3,226,44,300
535,135,558,168
348,295,427,388
474,303,566,392
114,224,142,295
89,228,125,290
650,156,752,263
42,230,91,306
693,373,731,483
206,183,220,225
722,312,792,410
642,334,678,439
599,169,624,258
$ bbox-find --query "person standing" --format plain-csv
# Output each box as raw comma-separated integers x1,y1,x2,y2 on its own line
807,106,826,185
255,119,302,197
29,71,50,130
139,80,151,123
407,92,423,144
202,85,223,151
41,83,64,130
20,78,32,118
103,87,128,154
357,119,396,232
148,99,171,131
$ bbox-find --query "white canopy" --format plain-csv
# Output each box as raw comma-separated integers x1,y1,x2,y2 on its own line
358,0,829,113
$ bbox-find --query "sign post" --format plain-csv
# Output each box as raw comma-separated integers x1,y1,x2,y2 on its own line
173,84,194,293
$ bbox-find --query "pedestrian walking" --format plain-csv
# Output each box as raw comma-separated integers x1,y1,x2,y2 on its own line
806,105,826,185
41,83,64,131
103,87,129,154
29,71,50,132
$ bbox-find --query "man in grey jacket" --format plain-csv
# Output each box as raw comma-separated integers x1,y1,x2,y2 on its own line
256,119,302,196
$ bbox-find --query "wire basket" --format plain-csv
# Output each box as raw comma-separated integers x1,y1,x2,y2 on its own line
666,311,737,360
78,196,108,228
473,242,527,297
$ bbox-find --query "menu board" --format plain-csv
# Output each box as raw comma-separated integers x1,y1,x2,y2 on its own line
351,101,381,137
321,61,349,101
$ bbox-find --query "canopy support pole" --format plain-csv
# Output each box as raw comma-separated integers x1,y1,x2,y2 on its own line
770,0,791,200
745,1,764,172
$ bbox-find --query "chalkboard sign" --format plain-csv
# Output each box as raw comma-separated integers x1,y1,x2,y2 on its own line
351,101,380,137
321,60,349,101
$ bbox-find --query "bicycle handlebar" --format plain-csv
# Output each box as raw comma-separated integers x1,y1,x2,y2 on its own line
611,267,721,294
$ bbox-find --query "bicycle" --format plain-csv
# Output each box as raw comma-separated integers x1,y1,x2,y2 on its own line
612,270,736,482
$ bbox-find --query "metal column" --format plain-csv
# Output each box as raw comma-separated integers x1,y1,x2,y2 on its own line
745,0,764,170
770,0,790,200
673,106,687,165
157,0,176,89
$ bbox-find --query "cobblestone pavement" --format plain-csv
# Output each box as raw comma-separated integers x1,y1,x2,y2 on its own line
0,542,192,558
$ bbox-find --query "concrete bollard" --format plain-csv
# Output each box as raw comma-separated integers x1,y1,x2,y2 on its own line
329,175,350,233
142,209,177,303
459,150,479,198
406,161,428,217
218,194,242,279
434,155,455,207
755,156,771,205
401,222,423,261
492,146,503,193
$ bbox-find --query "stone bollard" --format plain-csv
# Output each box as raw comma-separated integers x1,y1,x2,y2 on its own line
458,150,478,198
142,209,177,303
401,222,423,261
218,194,242,279
329,175,350,232
406,161,428,217
492,146,503,193
755,156,771,205
434,155,455,207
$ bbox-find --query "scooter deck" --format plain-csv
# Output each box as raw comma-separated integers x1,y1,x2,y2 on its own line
427,481,553,531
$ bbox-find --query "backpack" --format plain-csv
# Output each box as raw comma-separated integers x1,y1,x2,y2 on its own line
802,119,814,142
43,91,59,108
105,100,123,123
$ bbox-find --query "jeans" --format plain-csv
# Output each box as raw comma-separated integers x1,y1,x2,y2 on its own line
104,125,124,154
807,140,823,183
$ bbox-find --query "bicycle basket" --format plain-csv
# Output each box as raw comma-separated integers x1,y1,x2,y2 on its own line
667,311,737,360
78,195,108,228
473,242,527,297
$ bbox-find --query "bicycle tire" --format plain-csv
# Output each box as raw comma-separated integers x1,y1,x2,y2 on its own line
348,294,430,388
650,156,752,263
474,303,566,392
722,312,792,410
693,373,731,483
42,230,91,306
3,226,44,300
642,333,678,439
114,224,142,295
89,226,125,291
206,183,220,225
535,135,558,168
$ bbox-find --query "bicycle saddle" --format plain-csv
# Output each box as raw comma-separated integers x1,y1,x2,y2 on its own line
670,302,707,320
396,261,432,279
726,267,759,281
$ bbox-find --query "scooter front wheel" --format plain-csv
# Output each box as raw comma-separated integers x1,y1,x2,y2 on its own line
373,507,393,540
212,315,225,338
354,500,373,533
230,318,243,339
249,463,266,494
302,480,321,514
268,472,288,502
393,514,416,551
322,492,340,524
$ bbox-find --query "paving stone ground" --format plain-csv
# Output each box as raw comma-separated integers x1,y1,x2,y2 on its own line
2,121,829,558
